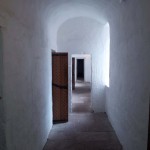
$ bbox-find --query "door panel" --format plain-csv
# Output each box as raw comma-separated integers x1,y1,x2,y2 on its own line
60,55,68,86
60,89,68,120
52,56,61,85
52,86,61,120
52,53,68,122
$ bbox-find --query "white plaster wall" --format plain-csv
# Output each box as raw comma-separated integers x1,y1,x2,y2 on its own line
43,0,108,50
0,1,52,150
57,17,107,112
101,24,110,87
75,58,77,82
84,55,92,83
106,1,150,150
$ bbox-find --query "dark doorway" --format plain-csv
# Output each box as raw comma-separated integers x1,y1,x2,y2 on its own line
77,59,84,80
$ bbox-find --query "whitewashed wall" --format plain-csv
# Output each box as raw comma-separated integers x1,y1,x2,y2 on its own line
84,55,92,83
0,1,52,150
106,1,150,150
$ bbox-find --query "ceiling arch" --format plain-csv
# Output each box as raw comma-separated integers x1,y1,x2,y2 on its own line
42,0,112,49
57,16,104,52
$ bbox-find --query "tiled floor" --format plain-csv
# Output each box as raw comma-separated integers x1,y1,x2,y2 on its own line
43,81,122,150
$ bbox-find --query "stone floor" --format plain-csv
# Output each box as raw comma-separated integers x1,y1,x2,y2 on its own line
43,81,122,150
72,81,92,113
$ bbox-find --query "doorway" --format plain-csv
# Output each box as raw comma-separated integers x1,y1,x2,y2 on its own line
71,54,92,113
77,59,84,81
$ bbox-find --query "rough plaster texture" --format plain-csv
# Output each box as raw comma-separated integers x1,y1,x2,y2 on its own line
0,1,52,150
106,1,150,150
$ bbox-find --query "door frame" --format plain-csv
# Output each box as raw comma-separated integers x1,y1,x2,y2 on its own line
76,58,84,81
71,54,92,112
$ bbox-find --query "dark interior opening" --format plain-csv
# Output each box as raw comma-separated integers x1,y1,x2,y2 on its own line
77,59,84,80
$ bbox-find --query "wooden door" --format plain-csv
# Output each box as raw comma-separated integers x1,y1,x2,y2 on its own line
52,53,68,122
72,58,75,90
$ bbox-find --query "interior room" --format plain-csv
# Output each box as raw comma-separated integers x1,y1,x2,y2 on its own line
0,0,150,150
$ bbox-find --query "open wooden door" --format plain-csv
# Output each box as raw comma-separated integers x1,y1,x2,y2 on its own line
72,57,75,90
52,52,68,122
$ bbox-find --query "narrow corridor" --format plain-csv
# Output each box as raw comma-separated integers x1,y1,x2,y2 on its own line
43,81,122,150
